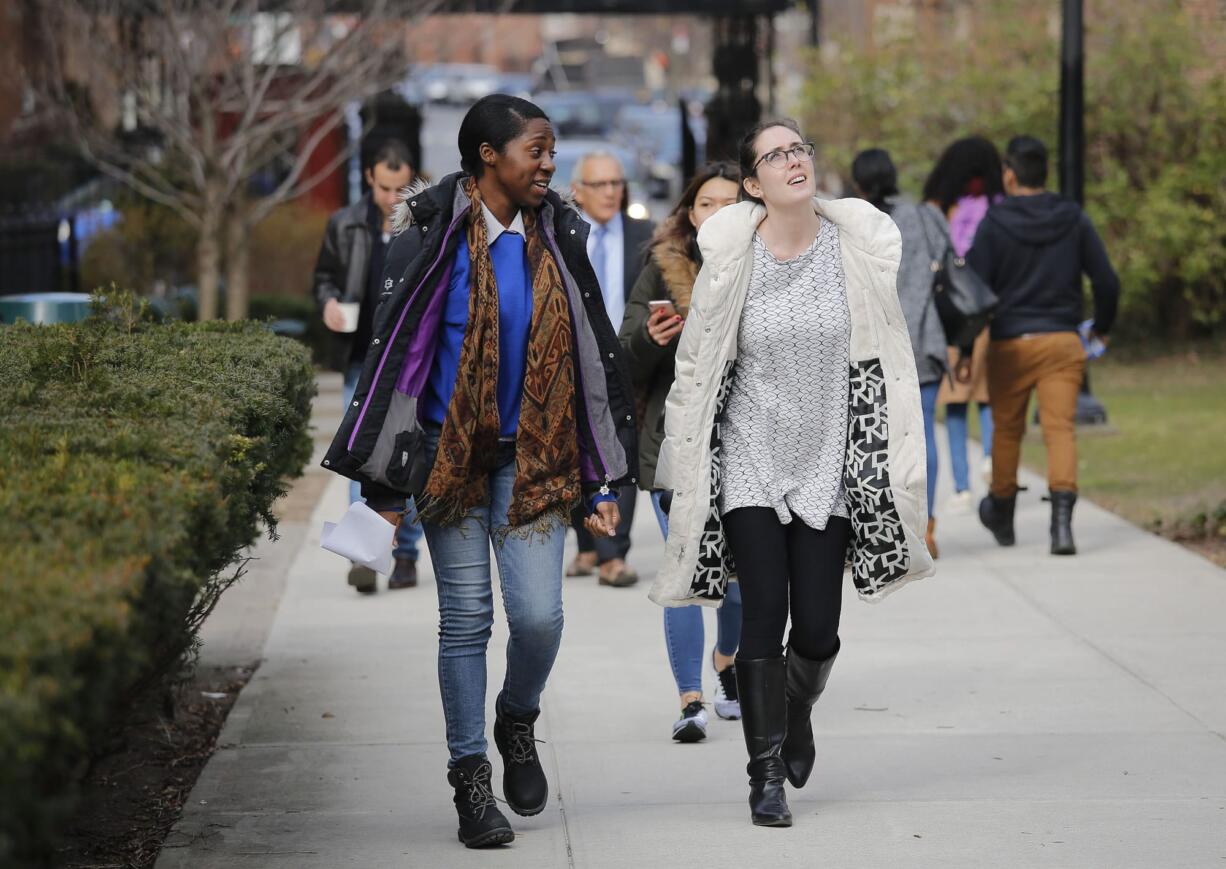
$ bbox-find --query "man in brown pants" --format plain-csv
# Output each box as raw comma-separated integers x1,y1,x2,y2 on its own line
965,136,1119,555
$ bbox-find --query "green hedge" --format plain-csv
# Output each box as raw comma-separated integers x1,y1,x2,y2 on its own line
249,292,332,367
0,293,315,866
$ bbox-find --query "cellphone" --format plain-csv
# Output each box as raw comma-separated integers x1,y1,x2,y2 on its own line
648,300,678,316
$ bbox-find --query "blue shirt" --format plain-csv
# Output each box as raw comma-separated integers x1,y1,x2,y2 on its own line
582,210,625,331
422,208,533,437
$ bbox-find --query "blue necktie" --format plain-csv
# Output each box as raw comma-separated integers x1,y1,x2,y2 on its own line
590,222,608,296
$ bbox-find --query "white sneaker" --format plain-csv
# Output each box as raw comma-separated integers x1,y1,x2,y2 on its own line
947,490,973,513
981,456,993,486
713,658,741,720
672,700,708,742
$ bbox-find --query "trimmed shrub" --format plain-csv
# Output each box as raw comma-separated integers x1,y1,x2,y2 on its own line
249,292,331,366
0,291,314,866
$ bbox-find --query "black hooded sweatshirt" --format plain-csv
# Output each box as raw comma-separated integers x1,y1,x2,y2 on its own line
966,191,1119,340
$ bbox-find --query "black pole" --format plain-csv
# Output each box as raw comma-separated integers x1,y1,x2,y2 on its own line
1059,0,1108,425
1058,0,1084,204
808,0,820,48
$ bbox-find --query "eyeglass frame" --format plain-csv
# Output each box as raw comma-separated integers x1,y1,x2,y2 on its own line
576,178,627,192
750,141,816,174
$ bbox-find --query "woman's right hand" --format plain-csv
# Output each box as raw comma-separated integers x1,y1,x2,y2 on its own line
378,510,403,530
646,306,684,347
323,298,348,332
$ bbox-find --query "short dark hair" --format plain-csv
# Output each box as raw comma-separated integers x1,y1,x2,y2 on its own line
1004,135,1048,188
922,136,1004,213
851,148,899,214
736,117,803,205
457,94,550,178
369,139,412,174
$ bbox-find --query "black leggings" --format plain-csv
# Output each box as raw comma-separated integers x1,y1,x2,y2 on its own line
723,507,851,662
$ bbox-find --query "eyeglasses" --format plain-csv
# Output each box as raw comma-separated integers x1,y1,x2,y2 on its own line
752,142,816,172
578,179,627,192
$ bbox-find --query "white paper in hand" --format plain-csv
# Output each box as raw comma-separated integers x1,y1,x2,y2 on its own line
320,500,396,575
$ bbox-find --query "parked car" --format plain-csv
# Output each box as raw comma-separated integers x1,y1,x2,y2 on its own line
403,63,501,105
493,73,537,100
531,89,637,138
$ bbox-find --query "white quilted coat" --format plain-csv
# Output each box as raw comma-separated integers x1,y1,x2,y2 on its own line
650,197,935,608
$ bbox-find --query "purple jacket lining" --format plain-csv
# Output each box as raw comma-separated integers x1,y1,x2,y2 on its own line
346,206,469,451
395,258,453,396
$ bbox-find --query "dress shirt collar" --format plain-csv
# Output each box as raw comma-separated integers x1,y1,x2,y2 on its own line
580,210,624,239
481,201,525,244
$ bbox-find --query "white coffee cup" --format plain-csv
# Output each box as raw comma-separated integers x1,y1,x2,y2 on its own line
337,302,360,333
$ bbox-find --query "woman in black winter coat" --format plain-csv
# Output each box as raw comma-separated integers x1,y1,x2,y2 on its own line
322,95,637,849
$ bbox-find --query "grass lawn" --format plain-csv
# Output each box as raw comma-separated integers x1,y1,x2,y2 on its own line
960,348,1226,557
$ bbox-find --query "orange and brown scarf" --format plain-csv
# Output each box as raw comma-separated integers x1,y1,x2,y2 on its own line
418,179,581,528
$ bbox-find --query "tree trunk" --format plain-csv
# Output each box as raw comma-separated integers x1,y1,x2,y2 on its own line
196,215,221,322
224,214,251,322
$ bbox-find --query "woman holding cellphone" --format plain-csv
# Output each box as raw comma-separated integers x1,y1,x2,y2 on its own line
619,162,743,744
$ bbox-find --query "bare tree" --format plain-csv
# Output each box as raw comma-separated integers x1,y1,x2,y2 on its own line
25,0,441,320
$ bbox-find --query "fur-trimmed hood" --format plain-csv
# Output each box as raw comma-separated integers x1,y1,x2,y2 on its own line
389,177,434,235
649,234,700,313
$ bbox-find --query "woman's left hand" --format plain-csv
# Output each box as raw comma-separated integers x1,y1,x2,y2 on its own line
584,500,621,537
955,352,973,384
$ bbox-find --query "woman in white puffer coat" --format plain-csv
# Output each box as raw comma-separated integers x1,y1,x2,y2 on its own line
649,119,934,828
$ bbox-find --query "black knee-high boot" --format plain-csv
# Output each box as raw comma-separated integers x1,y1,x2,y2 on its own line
735,657,792,827
781,641,839,788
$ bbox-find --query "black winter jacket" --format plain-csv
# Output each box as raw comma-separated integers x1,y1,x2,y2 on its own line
966,192,1119,339
321,173,639,513
311,194,377,372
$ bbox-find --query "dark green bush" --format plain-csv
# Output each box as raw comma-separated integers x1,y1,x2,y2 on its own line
0,292,314,866
249,292,331,366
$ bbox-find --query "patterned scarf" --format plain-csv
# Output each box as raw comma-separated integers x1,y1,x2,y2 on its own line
419,179,581,528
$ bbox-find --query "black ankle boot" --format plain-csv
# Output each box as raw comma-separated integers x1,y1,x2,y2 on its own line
735,657,792,827
447,755,514,848
493,694,548,816
1050,490,1078,555
978,492,1017,546
781,641,839,788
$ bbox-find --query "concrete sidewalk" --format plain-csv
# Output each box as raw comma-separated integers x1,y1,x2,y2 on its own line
158,391,1226,868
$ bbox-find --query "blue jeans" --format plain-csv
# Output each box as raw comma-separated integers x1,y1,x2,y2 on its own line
422,438,566,764
945,402,993,493
920,381,940,516
343,362,421,560
652,490,742,695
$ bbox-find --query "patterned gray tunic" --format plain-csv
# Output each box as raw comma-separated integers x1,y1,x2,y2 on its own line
719,218,852,529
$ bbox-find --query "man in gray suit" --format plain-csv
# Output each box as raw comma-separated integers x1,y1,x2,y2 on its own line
568,150,655,587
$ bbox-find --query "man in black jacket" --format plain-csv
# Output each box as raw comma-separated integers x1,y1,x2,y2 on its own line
566,149,655,587
967,135,1120,556
313,139,422,593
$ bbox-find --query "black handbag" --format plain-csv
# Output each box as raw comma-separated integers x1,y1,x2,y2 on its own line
918,206,998,348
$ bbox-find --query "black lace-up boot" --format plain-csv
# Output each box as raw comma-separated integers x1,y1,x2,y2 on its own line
493,694,549,816
447,755,514,848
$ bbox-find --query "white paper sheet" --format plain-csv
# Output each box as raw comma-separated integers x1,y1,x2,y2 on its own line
320,500,396,575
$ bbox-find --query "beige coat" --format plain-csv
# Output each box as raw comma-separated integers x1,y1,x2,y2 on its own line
650,197,935,607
